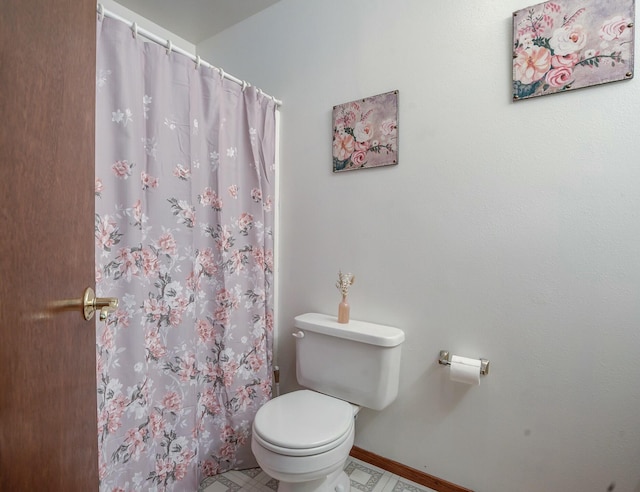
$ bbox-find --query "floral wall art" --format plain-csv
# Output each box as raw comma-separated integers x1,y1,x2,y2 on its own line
513,0,635,100
332,90,398,172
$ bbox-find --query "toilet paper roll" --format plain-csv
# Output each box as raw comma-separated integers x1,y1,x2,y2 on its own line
450,355,481,385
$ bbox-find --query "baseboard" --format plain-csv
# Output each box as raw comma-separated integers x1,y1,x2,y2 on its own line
350,446,474,492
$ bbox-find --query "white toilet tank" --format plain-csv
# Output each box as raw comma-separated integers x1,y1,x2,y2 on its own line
294,313,405,411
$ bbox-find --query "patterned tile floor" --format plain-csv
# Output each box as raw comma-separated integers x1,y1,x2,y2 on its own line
199,456,437,492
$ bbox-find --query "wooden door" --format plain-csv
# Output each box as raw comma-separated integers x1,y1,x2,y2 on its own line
0,0,98,489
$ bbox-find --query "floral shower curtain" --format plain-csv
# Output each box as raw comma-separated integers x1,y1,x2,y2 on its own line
95,16,276,491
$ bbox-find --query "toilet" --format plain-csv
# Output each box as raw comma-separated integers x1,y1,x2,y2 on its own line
251,312,405,492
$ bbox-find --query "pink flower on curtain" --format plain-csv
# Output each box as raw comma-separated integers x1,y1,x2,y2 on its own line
177,353,197,381
199,187,223,210
145,329,167,360
216,288,239,310
162,391,182,413
141,247,160,277
246,351,265,372
173,163,191,180
124,427,148,460
214,306,230,325
95,215,121,251
112,159,134,179
149,411,166,438
196,319,217,343
212,225,234,253
197,248,218,277
95,178,104,197
201,460,220,477
158,232,177,255
143,297,169,321
237,212,254,235
140,171,159,190
250,188,262,202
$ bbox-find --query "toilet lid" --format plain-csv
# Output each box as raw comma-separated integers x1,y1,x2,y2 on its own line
253,390,354,454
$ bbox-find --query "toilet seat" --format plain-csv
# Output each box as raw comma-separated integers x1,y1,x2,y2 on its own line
253,390,354,457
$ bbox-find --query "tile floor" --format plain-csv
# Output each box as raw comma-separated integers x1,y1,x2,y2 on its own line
198,456,437,492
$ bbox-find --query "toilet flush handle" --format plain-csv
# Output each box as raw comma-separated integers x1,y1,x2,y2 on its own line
291,330,305,338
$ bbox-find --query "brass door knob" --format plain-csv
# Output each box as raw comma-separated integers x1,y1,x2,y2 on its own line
43,288,118,321
82,287,118,321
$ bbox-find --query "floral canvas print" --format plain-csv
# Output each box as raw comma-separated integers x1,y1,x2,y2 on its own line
513,0,635,100
332,90,398,172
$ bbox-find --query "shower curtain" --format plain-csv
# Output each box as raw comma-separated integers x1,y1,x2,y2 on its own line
95,16,276,490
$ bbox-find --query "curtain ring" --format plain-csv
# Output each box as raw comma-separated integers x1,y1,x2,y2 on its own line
132,22,138,39
97,3,104,21
241,80,247,92
195,55,201,70
166,39,173,55
219,68,225,80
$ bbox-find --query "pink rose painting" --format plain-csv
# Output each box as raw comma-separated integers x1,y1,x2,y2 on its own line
513,0,634,100
332,90,398,172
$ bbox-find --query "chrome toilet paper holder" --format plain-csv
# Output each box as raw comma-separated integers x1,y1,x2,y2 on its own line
438,350,490,376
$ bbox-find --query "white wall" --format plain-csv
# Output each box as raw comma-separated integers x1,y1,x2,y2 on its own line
103,0,195,53
198,1,640,491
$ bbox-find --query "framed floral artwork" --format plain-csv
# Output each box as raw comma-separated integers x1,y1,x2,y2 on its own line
513,0,635,100
332,90,398,172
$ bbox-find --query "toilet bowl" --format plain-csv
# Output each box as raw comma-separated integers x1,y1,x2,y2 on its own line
251,390,357,491
251,313,405,492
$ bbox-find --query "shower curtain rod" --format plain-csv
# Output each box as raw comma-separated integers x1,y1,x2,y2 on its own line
97,3,282,106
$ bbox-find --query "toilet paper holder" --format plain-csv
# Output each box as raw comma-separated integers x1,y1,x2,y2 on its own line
438,350,490,376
